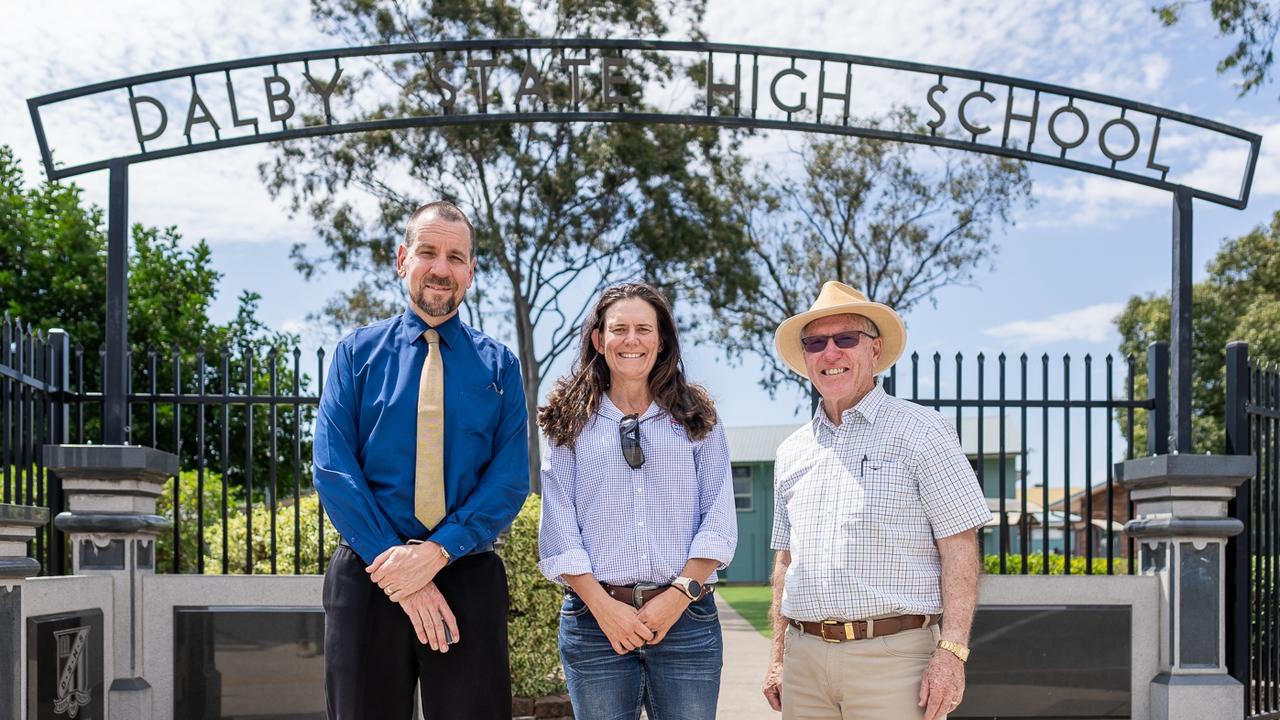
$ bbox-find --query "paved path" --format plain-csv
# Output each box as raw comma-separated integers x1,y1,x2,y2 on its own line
715,593,776,719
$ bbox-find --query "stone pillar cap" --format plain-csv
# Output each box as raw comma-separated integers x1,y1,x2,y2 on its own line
43,444,178,482
0,503,50,529
1115,453,1253,490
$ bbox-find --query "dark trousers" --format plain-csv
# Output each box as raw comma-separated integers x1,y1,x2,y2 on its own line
323,545,512,719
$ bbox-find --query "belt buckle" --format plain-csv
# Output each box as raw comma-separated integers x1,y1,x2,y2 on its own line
633,583,660,609
820,619,853,643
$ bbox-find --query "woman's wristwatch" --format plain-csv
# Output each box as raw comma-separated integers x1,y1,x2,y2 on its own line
671,576,704,601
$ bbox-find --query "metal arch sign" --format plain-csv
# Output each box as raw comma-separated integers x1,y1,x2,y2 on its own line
28,38,1262,209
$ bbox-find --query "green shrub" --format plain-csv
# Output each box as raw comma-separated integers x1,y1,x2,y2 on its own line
983,553,1125,575
501,493,566,698
155,471,339,574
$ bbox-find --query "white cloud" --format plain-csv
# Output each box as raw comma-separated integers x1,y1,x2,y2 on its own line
1028,175,1168,226
983,302,1125,345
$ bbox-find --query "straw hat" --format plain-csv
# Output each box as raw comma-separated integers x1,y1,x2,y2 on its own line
773,281,907,379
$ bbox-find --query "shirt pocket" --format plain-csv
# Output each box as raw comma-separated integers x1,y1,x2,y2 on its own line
860,460,914,522
457,382,503,441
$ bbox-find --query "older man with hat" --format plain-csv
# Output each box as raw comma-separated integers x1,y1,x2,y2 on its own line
760,281,990,720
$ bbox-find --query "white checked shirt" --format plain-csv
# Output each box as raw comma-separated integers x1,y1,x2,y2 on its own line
771,384,990,621
538,394,738,586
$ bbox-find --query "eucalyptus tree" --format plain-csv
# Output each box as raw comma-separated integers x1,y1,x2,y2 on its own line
262,0,747,487
697,110,1034,404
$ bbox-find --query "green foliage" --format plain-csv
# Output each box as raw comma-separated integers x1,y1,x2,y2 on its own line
1155,0,1280,97
1115,210,1280,453
0,145,312,495
501,494,567,698
983,554,1125,575
696,110,1034,403
154,471,339,574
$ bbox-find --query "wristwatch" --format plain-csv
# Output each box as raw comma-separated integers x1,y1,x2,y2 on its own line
671,576,703,601
936,639,970,663
408,539,450,562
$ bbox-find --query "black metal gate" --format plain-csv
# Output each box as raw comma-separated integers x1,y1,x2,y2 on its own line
1227,341,1280,720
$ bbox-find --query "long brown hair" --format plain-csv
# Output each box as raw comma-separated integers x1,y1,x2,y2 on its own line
538,283,717,448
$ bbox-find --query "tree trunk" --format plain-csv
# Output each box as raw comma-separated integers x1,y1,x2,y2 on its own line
512,293,542,494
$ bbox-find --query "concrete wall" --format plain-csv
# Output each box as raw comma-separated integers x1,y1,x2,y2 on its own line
979,574,1160,720
141,574,323,719
21,575,115,719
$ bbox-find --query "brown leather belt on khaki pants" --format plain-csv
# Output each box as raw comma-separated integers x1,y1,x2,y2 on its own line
788,614,938,643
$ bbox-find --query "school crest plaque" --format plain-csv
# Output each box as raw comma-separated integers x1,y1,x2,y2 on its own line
27,610,103,720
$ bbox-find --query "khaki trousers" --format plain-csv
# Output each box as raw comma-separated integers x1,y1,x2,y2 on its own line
781,623,943,720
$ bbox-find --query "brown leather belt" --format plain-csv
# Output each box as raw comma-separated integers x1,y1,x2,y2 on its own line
599,582,715,608
788,614,938,643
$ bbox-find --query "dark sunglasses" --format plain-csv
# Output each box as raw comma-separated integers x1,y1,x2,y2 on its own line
618,414,645,469
800,331,878,354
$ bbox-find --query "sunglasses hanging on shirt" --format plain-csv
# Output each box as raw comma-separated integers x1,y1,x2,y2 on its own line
618,414,645,469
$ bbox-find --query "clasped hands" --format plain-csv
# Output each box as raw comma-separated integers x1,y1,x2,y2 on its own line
367,542,456,652
592,588,691,655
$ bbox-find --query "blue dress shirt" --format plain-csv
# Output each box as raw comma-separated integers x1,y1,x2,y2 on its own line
313,308,530,565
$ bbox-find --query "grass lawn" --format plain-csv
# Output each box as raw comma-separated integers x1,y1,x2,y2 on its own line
716,584,772,638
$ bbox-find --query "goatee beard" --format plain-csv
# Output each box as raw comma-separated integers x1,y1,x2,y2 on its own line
413,285,460,317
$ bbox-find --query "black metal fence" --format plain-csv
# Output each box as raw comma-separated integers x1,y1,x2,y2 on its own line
883,344,1163,576
7,315,1176,578
1227,342,1280,720
0,315,70,574
1,314,328,576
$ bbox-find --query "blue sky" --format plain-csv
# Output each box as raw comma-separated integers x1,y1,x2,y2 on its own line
2,1,1278,487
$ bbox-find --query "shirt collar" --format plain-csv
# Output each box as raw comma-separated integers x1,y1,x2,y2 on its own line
596,392,662,423
810,383,888,434
399,306,463,349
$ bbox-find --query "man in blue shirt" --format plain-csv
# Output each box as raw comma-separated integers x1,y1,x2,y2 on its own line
314,200,530,719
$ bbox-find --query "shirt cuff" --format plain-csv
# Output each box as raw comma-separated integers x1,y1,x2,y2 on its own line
348,533,400,567
688,531,736,571
428,522,482,561
537,548,593,585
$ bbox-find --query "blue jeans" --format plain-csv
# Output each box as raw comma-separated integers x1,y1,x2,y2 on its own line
559,591,723,720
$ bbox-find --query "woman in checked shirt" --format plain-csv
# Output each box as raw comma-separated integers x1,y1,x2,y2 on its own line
536,282,738,720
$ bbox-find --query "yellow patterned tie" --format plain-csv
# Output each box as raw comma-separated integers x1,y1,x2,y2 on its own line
415,328,446,529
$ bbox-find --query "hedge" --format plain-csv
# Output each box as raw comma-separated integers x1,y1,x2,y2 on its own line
983,553,1125,575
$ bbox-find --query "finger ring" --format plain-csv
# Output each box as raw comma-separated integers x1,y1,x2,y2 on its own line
951,700,959,706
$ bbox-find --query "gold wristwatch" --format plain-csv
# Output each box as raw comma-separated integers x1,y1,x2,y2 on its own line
936,640,970,662
408,539,450,562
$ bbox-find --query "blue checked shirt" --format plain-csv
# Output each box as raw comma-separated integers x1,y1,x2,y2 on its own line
538,394,738,586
